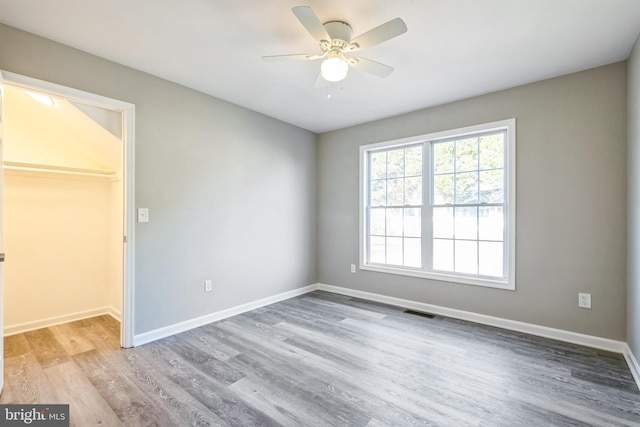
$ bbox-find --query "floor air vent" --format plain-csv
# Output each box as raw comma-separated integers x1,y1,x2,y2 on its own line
404,309,436,319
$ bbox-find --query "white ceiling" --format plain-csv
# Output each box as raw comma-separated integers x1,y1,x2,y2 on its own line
1,0,640,133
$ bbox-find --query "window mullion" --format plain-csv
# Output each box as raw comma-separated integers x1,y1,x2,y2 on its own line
423,141,431,272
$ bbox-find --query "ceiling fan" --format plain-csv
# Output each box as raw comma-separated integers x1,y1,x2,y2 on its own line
262,6,408,87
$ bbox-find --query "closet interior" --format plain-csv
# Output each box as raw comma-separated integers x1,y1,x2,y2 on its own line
3,85,123,336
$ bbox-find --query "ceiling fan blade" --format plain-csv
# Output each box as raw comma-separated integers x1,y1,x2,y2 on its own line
314,72,329,88
347,57,394,78
292,6,331,42
348,18,407,51
262,53,323,62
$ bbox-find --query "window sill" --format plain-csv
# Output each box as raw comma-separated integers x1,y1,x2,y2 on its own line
360,264,515,290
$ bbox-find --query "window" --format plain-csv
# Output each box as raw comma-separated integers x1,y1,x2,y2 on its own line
360,119,515,289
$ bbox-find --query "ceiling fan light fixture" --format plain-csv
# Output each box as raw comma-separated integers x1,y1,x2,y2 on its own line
321,56,348,82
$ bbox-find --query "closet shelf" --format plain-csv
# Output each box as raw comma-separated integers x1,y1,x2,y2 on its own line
3,161,117,176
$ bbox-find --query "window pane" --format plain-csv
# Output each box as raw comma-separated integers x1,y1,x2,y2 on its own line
387,237,403,265
479,169,504,203
387,178,404,206
387,149,404,178
455,207,478,240
479,133,504,170
479,241,503,277
370,151,387,179
433,207,454,238
371,180,386,206
368,145,426,271
433,174,454,204
455,172,478,204
405,177,422,205
404,238,422,268
432,239,453,271
386,208,403,237
405,146,423,176
433,141,454,174
455,240,478,274
370,236,385,264
369,208,385,235
456,137,478,172
404,208,421,237
479,207,503,241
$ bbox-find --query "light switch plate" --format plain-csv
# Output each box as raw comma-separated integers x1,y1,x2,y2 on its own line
137,208,149,223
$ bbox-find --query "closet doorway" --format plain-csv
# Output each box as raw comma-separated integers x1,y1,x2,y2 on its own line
0,71,135,350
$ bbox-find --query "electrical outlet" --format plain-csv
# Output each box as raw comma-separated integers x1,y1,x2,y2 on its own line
578,293,591,309
350,264,356,273
204,280,212,293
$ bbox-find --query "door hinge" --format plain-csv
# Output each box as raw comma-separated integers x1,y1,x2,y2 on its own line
123,236,128,243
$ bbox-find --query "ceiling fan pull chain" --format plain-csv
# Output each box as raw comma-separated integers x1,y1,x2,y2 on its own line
326,83,344,100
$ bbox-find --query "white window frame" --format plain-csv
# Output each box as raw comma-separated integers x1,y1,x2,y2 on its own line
359,119,516,290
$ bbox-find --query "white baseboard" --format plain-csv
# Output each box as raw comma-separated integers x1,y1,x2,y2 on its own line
317,283,627,354
133,284,318,346
623,344,640,389
106,306,122,322
4,306,117,336
134,282,627,353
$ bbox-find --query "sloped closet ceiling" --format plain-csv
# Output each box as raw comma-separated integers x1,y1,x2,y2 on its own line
3,85,121,172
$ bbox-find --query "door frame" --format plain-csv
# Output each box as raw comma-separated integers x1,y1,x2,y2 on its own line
0,70,136,348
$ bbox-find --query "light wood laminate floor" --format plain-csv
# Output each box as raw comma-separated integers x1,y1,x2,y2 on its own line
2,291,639,426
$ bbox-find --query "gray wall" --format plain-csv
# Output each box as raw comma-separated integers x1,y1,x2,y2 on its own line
628,37,640,356
0,24,318,334
0,22,631,343
318,63,627,340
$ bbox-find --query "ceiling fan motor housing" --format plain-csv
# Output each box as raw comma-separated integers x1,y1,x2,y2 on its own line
324,21,353,43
